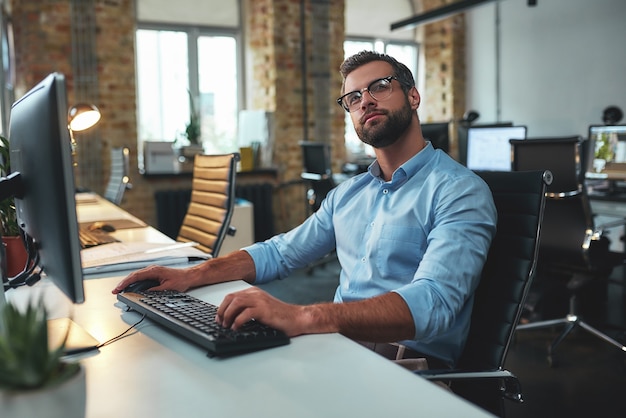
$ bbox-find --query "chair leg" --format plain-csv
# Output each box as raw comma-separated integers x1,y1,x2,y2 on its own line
577,320,626,352
517,292,626,366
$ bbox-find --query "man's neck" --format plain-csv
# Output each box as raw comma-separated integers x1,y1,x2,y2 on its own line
374,129,426,182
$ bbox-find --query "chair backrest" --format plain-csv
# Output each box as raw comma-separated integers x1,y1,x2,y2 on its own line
177,153,239,257
457,170,549,371
510,137,593,268
510,136,582,195
104,147,131,205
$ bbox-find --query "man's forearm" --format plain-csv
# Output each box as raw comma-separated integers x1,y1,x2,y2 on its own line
189,250,257,288
302,292,415,342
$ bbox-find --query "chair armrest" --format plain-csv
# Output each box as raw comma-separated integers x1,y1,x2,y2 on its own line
416,368,523,403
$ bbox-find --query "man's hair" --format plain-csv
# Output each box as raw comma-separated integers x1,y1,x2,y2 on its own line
339,50,415,94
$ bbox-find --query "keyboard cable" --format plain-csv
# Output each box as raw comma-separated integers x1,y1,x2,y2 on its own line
95,313,146,349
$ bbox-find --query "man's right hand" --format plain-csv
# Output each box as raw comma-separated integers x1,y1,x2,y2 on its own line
111,264,194,294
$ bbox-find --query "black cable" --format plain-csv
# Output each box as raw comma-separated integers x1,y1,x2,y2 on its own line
95,314,146,349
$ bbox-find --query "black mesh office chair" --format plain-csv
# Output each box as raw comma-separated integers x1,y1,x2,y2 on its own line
413,170,550,417
104,147,132,205
511,137,626,366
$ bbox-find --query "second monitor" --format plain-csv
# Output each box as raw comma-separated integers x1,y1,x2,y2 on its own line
466,125,528,171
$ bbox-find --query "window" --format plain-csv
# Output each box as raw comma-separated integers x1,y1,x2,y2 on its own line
343,39,418,158
135,25,240,162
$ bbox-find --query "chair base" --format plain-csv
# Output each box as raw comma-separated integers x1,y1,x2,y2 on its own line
517,314,626,366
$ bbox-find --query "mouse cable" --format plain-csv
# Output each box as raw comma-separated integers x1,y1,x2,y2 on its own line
95,313,147,349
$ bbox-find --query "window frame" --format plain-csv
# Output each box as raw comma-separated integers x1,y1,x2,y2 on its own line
135,22,243,161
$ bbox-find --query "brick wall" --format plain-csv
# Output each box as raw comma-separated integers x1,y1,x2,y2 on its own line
416,0,467,159
244,0,345,231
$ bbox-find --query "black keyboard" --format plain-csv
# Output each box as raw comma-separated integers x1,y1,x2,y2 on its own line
117,289,290,357
79,227,119,248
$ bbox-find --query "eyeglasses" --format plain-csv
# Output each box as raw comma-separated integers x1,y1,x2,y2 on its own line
337,76,398,113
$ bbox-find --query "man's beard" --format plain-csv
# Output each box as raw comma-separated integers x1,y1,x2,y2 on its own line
355,99,413,149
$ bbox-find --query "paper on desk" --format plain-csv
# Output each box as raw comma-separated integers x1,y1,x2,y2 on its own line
75,192,99,204
81,242,210,274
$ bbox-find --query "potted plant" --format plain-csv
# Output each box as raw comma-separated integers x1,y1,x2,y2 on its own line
0,135,28,279
0,299,86,418
177,90,203,159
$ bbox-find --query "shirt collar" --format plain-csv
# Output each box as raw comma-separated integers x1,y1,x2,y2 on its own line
368,142,435,186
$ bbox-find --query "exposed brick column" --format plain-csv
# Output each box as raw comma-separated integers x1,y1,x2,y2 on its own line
243,0,344,231
416,0,466,159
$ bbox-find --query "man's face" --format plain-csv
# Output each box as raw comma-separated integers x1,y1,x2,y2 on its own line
343,61,415,149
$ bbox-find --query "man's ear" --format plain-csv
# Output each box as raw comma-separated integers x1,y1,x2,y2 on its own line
408,87,421,109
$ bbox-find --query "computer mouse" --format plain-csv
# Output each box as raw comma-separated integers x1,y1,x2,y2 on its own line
89,221,116,232
123,279,160,293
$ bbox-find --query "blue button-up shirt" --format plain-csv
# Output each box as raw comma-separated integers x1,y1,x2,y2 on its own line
244,143,497,366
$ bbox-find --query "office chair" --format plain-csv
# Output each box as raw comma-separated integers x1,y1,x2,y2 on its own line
410,171,552,416
104,147,132,205
411,170,550,417
300,141,335,213
299,141,338,272
177,153,239,257
511,137,626,366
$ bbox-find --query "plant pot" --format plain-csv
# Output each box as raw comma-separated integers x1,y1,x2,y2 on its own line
181,144,204,158
2,236,28,277
1,365,86,418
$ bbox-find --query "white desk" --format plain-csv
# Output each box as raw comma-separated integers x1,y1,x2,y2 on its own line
7,275,493,418
7,194,494,417
76,193,173,245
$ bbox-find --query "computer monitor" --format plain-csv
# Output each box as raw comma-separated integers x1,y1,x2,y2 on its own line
457,122,514,166
466,125,527,171
1,72,84,303
300,141,331,177
587,125,626,167
421,122,450,153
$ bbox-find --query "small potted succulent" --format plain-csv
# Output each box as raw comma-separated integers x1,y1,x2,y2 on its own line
0,299,86,418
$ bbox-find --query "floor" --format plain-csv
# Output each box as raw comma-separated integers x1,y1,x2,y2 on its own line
257,258,626,418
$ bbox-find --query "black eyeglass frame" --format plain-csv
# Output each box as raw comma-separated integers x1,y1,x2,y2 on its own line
336,75,400,113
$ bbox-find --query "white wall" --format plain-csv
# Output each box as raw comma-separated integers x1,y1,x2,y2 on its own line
466,0,626,137
137,0,238,27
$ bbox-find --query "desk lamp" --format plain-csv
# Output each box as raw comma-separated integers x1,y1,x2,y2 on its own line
68,103,101,165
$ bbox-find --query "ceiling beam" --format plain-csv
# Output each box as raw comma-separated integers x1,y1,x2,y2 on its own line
390,0,497,31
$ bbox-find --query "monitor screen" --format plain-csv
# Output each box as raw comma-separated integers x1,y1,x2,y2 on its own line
421,122,450,153
587,125,626,167
301,141,331,176
466,125,527,171
457,122,513,166
7,73,85,303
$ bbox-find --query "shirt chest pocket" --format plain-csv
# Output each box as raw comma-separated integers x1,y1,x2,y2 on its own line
375,225,426,278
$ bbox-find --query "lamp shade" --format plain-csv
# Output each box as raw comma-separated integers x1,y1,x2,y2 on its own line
68,103,101,131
